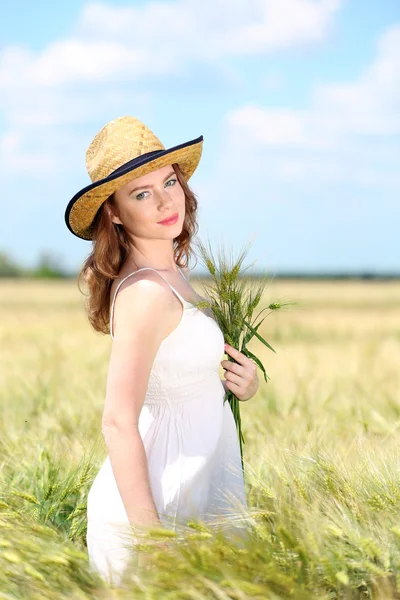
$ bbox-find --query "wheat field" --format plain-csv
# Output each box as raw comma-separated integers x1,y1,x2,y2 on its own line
0,277,399,599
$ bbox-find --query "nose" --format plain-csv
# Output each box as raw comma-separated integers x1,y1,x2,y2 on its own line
157,188,174,208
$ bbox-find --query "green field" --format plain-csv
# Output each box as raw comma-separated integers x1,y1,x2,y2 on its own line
1,277,399,599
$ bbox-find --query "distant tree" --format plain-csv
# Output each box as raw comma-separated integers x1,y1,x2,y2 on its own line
0,251,24,277
31,250,68,279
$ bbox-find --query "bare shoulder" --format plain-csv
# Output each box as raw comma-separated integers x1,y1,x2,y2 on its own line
110,270,175,342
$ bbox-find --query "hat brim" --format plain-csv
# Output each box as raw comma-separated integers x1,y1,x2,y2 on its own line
65,134,203,240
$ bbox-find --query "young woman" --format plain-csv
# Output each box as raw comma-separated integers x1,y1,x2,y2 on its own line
64,116,258,584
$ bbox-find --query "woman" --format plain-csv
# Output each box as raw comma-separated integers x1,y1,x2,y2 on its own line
64,116,258,585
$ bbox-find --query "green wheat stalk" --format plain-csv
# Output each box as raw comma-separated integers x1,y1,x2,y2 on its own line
191,235,296,474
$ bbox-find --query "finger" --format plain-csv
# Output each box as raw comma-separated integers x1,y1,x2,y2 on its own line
223,360,255,383
225,378,244,396
221,360,245,376
224,371,243,386
224,344,250,367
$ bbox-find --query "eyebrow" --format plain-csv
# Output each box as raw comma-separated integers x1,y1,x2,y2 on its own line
129,170,176,194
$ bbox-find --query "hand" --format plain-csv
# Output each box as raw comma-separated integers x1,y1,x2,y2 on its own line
221,343,259,402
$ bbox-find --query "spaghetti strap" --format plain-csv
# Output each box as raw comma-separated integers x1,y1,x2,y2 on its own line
110,267,191,339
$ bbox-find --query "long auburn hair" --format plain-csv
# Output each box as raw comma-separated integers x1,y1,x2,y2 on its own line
77,163,199,335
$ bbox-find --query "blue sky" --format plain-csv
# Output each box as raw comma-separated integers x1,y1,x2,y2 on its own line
0,0,399,275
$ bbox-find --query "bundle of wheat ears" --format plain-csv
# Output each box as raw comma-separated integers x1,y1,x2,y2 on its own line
191,236,295,474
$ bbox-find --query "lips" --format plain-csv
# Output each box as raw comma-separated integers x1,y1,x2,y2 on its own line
158,212,178,224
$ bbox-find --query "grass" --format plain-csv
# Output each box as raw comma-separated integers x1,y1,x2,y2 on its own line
0,277,399,598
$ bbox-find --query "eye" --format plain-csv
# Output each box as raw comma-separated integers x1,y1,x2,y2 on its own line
135,178,177,200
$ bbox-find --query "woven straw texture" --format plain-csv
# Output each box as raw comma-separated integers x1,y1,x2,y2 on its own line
67,116,203,240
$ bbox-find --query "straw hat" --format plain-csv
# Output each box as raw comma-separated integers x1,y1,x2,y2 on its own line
64,116,203,240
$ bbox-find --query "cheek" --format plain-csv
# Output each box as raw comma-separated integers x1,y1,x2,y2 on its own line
124,204,149,228
176,186,186,206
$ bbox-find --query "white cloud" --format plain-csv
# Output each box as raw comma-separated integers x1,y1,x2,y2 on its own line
227,106,318,147
0,131,58,175
76,0,342,58
314,25,400,135
31,41,147,86
0,0,344,177
221,25,400,187
0,0,343,93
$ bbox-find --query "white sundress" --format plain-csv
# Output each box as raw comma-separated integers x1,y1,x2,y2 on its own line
86,266,248,584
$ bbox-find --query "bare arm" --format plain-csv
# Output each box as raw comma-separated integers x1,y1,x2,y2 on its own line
102,427,159,528
102,273,173,530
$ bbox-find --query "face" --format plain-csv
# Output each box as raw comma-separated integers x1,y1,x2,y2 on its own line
110,164,185,239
